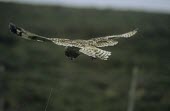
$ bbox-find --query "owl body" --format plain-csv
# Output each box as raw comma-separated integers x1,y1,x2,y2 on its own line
9,23,137,60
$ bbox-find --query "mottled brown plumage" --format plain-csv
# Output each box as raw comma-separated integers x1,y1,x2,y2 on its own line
9,23,137,60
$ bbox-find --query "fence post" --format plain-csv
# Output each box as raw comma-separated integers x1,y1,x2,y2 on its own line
0,64,6,111
127,67,138,111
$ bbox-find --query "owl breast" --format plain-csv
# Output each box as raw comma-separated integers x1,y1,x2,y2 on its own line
65,47,80,60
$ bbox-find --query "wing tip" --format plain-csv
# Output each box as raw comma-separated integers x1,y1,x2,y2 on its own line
9,23,23,36
123,28,138,38
9,23,17,34
133,28,138,34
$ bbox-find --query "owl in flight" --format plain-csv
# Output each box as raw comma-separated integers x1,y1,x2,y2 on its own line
9,23,137,60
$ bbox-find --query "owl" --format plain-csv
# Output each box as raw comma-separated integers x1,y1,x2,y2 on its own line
9,23,137,60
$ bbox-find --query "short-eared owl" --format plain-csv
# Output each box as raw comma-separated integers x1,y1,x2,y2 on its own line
9,23,137,60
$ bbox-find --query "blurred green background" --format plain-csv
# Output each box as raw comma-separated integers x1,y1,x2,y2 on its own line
0,2,170,111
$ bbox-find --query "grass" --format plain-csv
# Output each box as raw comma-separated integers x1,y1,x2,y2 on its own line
0,2,170,111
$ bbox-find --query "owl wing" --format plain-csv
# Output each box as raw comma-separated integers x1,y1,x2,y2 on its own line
9,23,80,47
9,23,53,42
79,46,111,60
91,39,119,47
88,29,137,47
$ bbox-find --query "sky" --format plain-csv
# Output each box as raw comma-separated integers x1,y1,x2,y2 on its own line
1,0,170,14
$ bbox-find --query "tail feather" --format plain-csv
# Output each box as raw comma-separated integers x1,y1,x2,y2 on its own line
79,46,111,60
95,49,111,60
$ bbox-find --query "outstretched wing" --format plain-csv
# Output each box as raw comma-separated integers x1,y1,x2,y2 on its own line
92,39,118,47
9,23,79,47
89,29,137,47
9,23,52,42
79,46,111,60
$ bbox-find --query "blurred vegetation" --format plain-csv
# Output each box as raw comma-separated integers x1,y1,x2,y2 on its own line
0,2,170,111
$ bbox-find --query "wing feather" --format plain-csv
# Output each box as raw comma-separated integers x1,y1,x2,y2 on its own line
49,38,85,48
90,29,138,41
79,46,111,60
9,23,79,47
93,39,118,47
89,29,137,47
